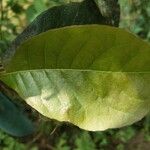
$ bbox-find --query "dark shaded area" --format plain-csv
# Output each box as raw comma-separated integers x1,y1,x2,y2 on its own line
0,91,34,137
2,0,120,66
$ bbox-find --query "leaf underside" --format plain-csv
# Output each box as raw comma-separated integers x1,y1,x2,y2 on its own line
0,25,150,131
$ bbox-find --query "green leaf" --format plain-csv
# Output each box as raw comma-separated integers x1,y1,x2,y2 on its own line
2,0,120,65
26,0,47,23
75,132,96,150
0,92,34,137
0,25,150,131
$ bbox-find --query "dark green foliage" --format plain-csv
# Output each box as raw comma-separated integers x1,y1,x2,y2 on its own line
95,0,120,26
119,0,150,40
10,3,23,14
2,0,120,66
0,92,34,137
0,117,150,149
0,129,38,150
0,129,27,150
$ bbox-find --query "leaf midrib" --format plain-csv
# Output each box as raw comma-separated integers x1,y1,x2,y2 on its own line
1,68,150,77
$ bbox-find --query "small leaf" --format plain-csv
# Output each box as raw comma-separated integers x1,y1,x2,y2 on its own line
0,25,150,131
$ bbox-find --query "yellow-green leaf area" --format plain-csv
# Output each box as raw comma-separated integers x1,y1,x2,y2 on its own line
0,25,150,131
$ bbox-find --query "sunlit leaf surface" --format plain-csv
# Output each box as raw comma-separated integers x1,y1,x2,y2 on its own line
0,25,150,131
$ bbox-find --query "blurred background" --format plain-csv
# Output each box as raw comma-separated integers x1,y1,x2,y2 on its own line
0,0,150,149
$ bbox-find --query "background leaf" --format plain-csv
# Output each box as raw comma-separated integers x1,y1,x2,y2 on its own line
1,0,120,66
0,91,34,137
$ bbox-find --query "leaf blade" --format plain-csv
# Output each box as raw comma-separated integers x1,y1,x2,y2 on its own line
2,0,120,65
0,25,150,131
0,92,34,136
